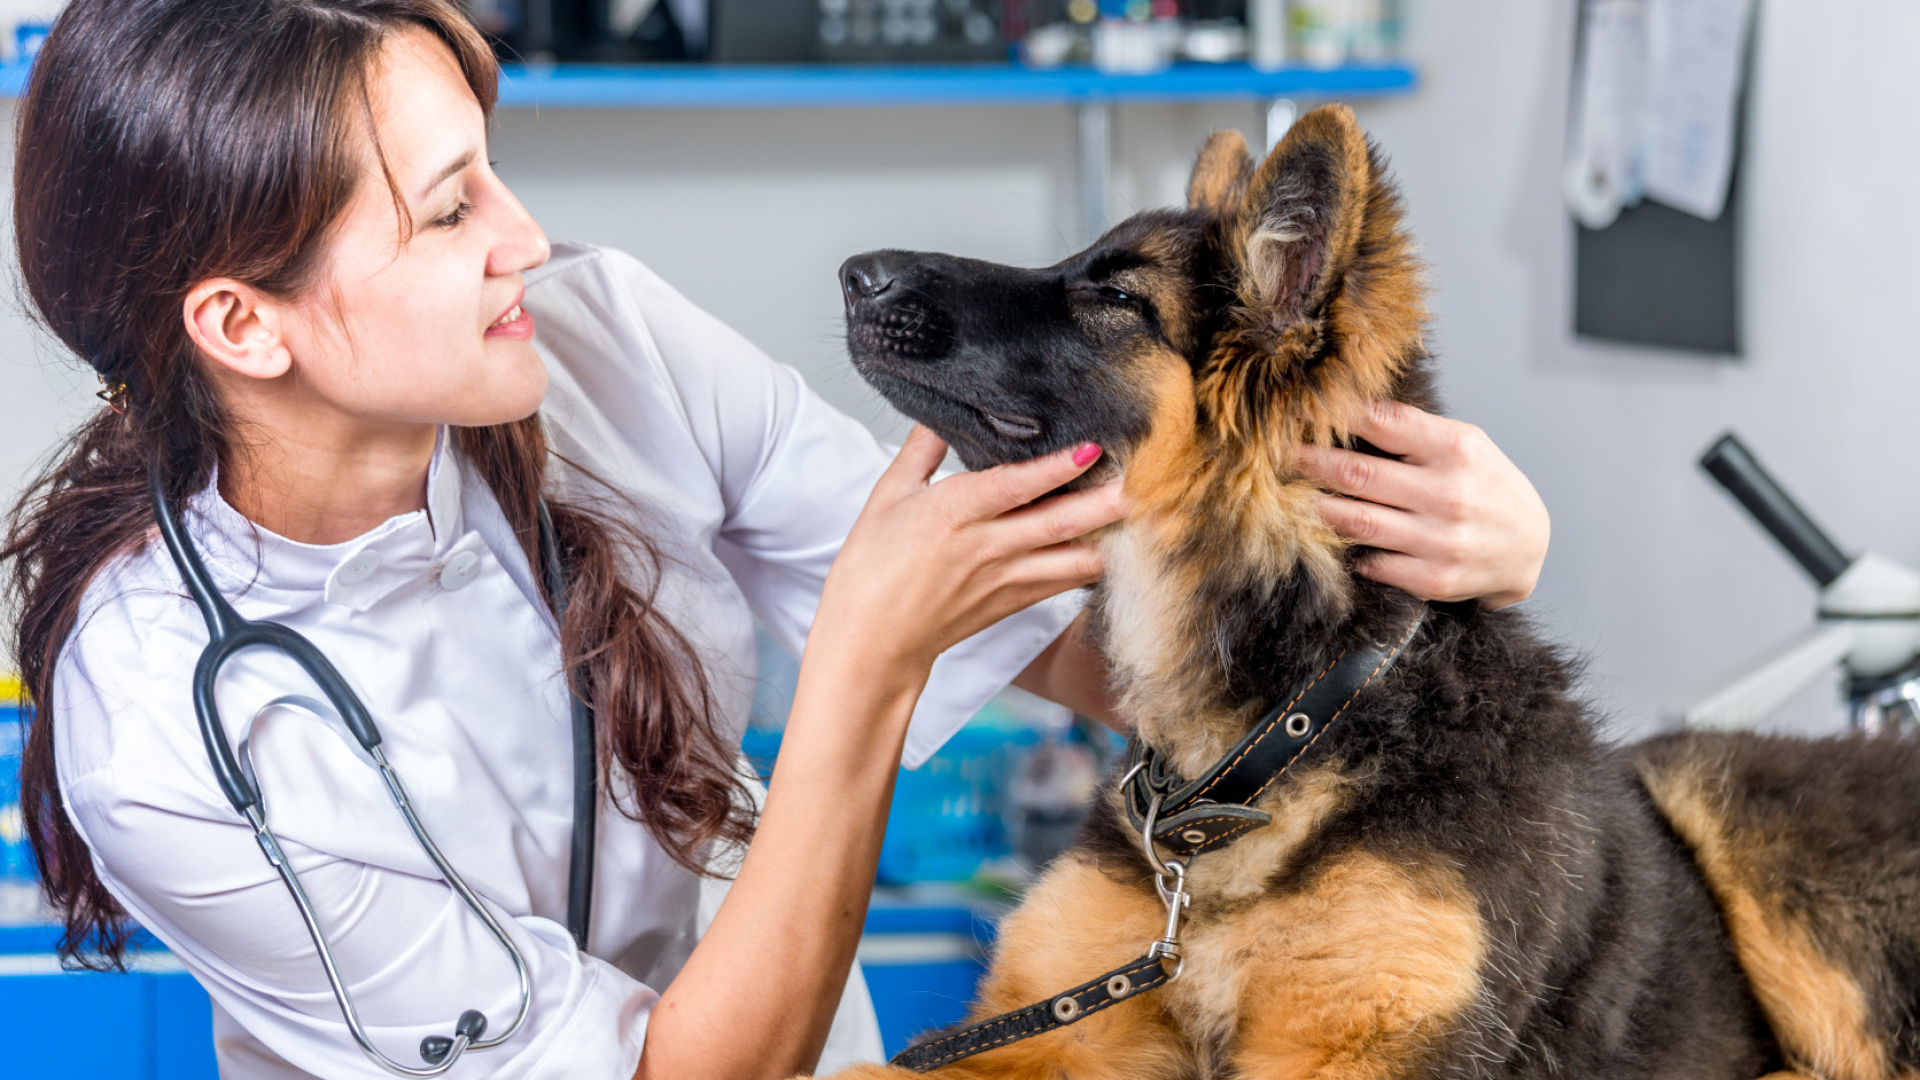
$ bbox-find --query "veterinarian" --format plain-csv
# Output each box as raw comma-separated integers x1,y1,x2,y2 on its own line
2,2,1548,1079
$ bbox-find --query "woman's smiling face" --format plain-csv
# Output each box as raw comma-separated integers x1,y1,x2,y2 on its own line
271,25,551,431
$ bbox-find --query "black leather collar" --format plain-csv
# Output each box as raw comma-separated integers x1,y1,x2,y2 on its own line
1122,603,1427,860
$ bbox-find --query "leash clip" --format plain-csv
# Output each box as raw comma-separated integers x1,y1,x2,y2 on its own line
1149,857,1189,979
1137,788,1190,979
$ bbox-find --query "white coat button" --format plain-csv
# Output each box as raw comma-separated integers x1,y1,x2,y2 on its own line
439,550,482,592
336,549,382,586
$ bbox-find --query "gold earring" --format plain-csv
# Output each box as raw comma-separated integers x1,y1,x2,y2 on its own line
95,374,129,415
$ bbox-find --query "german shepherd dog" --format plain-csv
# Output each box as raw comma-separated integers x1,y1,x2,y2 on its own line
829,104,1920,1080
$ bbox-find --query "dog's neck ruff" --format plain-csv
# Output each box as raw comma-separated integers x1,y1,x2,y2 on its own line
888,603,1428,1074
1122,602,1429,861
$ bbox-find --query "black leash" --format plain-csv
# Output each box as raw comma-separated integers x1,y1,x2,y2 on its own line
888,603,1426,1072
889,953,1174,1071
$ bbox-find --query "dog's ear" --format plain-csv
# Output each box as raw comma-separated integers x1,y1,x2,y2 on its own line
1187,130,1254,216
1199,104,1425,449
1235,104,1372,332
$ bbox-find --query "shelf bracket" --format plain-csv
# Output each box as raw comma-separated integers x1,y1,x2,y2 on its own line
1077,102,1113,242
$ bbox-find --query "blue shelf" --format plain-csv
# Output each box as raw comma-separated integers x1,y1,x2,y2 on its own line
491,61,1414,109
0,58,1412,109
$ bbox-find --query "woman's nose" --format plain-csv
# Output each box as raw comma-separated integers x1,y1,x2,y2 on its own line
488,187,551,277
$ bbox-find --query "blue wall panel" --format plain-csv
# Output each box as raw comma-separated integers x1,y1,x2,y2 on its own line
152,974,217,1080
0,971,154,1078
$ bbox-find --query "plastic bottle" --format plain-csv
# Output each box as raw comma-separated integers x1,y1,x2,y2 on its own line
1247,0,1287,71
1291,0,1350,70
1347,0,1400,63
0,721,39,926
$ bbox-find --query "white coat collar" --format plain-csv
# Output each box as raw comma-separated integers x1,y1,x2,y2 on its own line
183,428,472,612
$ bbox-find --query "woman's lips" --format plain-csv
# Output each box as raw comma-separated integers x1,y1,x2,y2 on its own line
485,303,535,341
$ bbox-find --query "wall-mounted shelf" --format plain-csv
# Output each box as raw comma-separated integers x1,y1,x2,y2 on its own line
0,59,1413,107
474,61,1416,238
488,61,1416,110
0,57,1415,241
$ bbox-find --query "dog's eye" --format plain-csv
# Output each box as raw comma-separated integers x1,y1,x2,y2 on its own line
1099,285,1137,305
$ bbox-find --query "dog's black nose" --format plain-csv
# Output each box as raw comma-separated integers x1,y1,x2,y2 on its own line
840,255,896,307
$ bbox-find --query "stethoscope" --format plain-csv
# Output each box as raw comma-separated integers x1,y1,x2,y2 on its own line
147,463,598,1077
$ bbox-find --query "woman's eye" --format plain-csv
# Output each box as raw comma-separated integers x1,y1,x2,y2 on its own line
436,201,475,229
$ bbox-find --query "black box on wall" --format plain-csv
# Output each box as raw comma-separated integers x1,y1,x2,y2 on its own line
468,0,699,60
707,0,817,61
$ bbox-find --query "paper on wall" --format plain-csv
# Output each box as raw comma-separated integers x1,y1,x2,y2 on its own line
1565,0,1651,230
1642,0,1755,220
1564,0,1756,227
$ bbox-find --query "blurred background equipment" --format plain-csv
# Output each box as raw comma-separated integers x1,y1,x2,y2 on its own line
814,0,1006,63
456,0,1406,69
746,678,1120,887
0,706,38,926
467,0,705,60
1671,433,1920,734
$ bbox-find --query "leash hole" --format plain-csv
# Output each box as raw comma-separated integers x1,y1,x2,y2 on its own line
1106,974,1133,998
1284,712,1311,738
1053,996,1081,1022
1180,829,1207,845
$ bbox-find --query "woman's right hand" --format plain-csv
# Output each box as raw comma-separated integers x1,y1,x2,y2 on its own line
811,425,1126,682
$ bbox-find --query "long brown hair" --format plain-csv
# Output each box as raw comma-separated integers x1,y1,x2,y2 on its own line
5,0,754,970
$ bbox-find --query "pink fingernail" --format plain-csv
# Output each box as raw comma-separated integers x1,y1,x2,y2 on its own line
1072,443,1102,468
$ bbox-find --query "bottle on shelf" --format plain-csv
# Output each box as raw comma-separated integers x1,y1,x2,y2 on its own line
1246,0,1287,71
0,717,42,927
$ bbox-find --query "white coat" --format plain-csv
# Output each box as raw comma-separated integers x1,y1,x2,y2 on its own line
52,243,1079,1079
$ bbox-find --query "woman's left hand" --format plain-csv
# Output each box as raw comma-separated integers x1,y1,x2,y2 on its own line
1298,402,1549,609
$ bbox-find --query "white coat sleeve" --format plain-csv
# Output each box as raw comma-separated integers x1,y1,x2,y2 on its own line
53,608,652,1080
597,251,1082,766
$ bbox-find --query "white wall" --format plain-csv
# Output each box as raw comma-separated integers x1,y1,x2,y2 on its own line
1,0,1912,738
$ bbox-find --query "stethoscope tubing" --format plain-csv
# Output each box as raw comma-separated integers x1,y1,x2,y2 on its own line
146,462,574,1075
538,501,599,952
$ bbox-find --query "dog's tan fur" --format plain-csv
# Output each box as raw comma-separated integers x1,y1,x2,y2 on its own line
1639,744,1892,1080
832,848,1483,1080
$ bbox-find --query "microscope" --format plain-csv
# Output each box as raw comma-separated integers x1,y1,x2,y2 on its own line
1668,433,1920,733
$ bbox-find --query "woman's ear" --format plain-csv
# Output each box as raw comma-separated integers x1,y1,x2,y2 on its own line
183,279,292,380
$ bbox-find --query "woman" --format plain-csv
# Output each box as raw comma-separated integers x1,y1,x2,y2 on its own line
3,2,1548,1078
